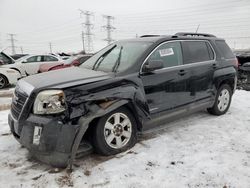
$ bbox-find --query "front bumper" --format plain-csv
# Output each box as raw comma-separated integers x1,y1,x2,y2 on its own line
8,113,79,168
7,72,21,85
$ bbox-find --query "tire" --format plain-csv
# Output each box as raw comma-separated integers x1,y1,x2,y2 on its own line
92,106,137,155
207,84,232,115
0,74,8,89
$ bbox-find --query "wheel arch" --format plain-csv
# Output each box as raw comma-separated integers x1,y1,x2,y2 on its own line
9,67,21,74
218,79,234,92
214,67,237,93
68,99,130,168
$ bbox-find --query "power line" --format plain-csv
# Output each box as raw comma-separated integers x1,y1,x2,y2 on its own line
79,10,94,53
102,15,115,45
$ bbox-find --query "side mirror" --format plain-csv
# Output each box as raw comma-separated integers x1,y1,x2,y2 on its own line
144,60,164,72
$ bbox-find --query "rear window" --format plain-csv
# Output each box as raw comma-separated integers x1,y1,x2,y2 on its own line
182,41,214,64
215,40,235,59
44,55,58,62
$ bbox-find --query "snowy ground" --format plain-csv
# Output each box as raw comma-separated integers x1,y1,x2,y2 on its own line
0,90,250,188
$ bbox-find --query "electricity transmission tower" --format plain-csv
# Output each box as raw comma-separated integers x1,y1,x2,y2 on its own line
0,33,2,49
49,42,52,53
81,29,85,53
102,15,115,45
8,33,17,55
20,46,24,54
79,10,94,53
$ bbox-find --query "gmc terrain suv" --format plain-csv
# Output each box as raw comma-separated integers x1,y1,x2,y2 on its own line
8,32,237,168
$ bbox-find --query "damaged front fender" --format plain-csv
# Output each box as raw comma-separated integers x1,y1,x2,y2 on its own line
69,99,128,169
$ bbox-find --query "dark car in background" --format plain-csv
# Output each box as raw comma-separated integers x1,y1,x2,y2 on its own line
0,51,15,65
38,54,92,73
8,32,237,168
11,54,29,60
235,50,250,90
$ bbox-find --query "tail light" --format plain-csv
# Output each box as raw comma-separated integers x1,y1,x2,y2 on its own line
72,60,80,66
233,59,239,68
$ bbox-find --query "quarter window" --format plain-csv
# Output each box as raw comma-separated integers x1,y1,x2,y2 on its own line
44,56,58,62
182,41,214,64
147,41,183,68
215,40,235,59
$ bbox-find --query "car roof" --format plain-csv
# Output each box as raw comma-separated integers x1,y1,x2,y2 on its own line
119,33,224,44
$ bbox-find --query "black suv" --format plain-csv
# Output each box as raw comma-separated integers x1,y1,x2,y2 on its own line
8,32,237,168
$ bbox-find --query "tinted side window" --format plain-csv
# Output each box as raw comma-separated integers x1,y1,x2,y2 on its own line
44,56,58,61
215,40,235,59
79,56,91,64
147,41,183,68
25,56,43,63
182,41,214,64
25,56,37,63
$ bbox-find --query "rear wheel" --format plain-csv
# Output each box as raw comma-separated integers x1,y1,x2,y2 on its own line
92,107,137,155
0,74,8,89
207,84,232,115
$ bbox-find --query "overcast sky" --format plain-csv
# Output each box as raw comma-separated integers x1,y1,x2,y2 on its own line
0,0,250,54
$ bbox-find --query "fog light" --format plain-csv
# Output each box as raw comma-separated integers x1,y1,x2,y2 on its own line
33,126,42,145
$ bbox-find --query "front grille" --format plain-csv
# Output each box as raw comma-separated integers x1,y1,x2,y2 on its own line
11,89,28,120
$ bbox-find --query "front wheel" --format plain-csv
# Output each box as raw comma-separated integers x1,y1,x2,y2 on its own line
0,74,8,89
92,107,137,155
207,84,232,115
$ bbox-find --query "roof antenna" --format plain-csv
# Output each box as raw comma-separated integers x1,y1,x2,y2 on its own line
195,24,200,33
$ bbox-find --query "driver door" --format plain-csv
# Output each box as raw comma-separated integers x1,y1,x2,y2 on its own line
22,55,43,75
140,41,192,116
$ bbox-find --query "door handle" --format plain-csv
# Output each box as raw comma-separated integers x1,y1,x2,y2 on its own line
178,69,187,76
212,63,217,69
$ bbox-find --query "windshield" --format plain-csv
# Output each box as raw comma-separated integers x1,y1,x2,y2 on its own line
16,54,30,63
0,52,14,65
80,41,151,73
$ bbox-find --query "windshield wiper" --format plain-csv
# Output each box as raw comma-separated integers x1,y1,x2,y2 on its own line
92,45,116,70
112,46,123,72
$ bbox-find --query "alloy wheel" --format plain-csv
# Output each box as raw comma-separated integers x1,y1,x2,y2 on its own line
217,88,230,112
0,75,6,89
104,112,132,149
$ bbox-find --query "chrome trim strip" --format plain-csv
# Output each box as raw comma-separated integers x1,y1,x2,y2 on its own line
140,39,216,73
149,107,159,112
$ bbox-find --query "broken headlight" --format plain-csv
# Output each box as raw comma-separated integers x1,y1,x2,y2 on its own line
33,90,66,114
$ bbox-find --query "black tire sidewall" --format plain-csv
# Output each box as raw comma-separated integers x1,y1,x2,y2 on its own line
0,74,7,89
92,107,137,155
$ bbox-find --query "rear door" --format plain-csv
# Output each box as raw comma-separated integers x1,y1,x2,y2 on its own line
181,40,216,102
43,55,60,65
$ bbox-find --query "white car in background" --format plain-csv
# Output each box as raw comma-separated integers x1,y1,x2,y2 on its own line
0,68,21,89
1,54,62,76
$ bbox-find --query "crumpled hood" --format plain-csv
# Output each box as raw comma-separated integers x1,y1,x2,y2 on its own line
19,67,111,94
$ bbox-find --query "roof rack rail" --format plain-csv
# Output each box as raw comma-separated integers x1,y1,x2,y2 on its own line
140,35,161,38
175,32,216,37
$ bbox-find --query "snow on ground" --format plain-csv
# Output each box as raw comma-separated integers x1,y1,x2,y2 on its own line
0,90,250,188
